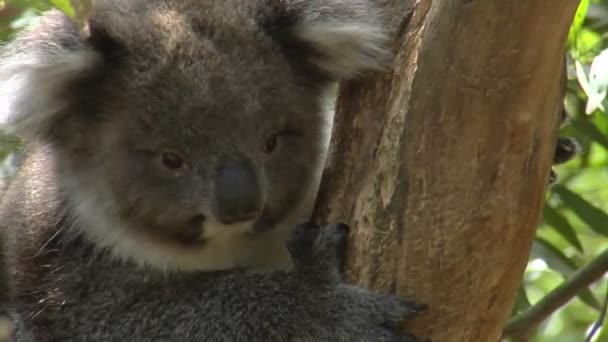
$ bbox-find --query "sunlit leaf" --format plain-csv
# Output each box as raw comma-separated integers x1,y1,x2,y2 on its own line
49,0,74,18
543,204,584,252
553,185,608,237
568,0,589,50
9,9,42,31
574,28,602,60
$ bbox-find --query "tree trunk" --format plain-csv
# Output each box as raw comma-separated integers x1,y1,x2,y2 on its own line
313,1,580,341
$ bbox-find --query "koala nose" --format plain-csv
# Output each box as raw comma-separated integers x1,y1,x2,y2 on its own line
213,161,263,225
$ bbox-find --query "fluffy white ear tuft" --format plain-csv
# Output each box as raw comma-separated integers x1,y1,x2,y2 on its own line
293,21,388,78
289,0,390,79
0,47,100,138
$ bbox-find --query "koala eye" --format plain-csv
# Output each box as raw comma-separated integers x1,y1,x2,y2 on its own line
160,150,189,173
262,133,279,154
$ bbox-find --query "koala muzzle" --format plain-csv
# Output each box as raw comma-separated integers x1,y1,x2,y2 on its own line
213,161,263,225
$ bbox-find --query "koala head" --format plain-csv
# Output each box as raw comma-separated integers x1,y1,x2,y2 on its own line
0,0,388,272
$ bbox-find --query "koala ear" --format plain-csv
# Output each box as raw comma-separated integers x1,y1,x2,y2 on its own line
0,11,112,140
279,0,390,79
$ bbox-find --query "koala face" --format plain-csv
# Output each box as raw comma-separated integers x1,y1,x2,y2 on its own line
71,3,327,246
0,0,387,271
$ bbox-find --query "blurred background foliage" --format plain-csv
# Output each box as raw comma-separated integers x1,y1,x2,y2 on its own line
0,1,607,341
517,1,608,341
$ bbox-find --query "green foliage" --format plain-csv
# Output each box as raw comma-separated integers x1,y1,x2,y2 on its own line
569,0,590,49
0,1,93,40
0,1,606,341
49,0,75,17
522,1,608,341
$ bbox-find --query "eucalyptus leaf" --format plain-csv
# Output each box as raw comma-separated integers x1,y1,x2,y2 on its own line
532,238,578,276
569,0,590,48
573,118,608,150
543,204,584,252
49,0,74,18
553,185,608,237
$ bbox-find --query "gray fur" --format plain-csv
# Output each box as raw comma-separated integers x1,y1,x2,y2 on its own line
1,0,354,272
0,0,422,341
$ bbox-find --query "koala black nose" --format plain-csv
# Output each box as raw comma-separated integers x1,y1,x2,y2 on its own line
213,161,263,225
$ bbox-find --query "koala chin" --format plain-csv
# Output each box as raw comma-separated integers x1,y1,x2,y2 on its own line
65,168,317,272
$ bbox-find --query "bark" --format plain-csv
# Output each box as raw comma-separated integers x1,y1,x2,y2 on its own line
313,1,580,341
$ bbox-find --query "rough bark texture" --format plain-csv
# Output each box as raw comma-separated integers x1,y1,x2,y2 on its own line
314,1,580,341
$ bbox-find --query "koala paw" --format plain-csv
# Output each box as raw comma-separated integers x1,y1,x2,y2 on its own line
333,286,427,341
287,223,427,341
287,222,349,283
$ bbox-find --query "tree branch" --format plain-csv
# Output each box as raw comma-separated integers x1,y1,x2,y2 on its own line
586,279,608,342
503,248,608,340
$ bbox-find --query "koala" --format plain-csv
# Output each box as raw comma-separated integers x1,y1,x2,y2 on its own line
1,0,345,273
0,0,424,341
549,108,579,184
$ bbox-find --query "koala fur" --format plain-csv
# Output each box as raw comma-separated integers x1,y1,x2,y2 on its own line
0,0,424,341
0,0,390,273
549,108,579,184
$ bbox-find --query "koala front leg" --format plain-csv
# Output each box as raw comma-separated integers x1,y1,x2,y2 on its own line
209,223,427,342
292,223,427,341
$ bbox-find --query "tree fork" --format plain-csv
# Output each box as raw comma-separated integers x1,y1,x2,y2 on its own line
313,0,580,340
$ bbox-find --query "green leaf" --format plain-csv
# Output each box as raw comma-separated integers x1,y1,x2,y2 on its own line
543,204,584,252
568,0,589,52
553,185,608,237
574,28,602,60
49,0,75,18
573,119,608,151
532,238,578,276
578,288,602,312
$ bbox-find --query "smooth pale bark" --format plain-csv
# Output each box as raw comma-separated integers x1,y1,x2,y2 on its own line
314,1,580,341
